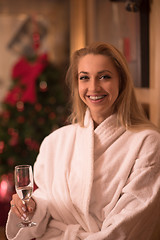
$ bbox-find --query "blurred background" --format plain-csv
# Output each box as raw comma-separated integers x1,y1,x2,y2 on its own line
0,0,160,238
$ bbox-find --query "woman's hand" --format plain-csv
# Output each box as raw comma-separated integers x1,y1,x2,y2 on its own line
10,194,36,221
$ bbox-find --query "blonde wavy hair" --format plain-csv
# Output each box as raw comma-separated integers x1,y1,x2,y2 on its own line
66,42,158,132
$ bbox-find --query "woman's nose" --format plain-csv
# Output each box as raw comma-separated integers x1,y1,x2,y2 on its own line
89,78,100,91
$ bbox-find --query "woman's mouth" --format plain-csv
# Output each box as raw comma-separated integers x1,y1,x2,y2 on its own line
87,95,107,102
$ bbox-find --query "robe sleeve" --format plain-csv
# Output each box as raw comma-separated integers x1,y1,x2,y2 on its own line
83,134,160,240
5,137,51,240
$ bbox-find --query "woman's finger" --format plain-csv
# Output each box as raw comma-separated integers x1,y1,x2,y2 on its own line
10,199,24,220
26,197,36,213
10,194,27,219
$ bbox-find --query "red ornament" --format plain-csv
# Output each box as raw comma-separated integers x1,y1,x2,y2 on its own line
2,111,10,121
7,157,15,167
17,116,25,124
0,141,5,154
35,103,42,111
25,138,39,151
40,80,48,92
9,134,19,147
8,128,19,146
0,173,14,202
16,101,24,112
49,112,56,120
8,128,15,135
38,117,45,125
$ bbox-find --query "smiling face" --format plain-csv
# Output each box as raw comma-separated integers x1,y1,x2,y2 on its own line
78,54,119,126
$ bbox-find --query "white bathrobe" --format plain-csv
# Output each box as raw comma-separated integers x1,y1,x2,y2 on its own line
6,111,160,240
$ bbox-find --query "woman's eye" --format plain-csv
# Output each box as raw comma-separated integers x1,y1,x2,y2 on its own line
100,75,111,80
79,75,89,80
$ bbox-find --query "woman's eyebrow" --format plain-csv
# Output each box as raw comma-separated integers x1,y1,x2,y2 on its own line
98,70,112,74
78,70,112,75
78,71,89,75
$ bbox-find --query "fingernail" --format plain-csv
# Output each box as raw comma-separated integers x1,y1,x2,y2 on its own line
23,213,27,218
22,207,26,212
21,216,25,221
29,207,33,212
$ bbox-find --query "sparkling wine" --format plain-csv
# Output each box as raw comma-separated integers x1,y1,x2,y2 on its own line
16,186,33,201
14,165,36,227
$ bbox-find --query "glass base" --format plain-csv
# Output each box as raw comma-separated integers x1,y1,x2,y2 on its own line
18,221,36,228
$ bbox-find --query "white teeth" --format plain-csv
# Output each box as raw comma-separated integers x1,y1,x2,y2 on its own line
89,95,105,100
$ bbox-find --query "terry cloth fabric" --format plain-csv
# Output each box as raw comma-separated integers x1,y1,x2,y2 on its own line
6,110,160,240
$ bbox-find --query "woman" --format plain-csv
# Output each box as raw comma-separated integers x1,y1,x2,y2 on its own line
6,42,160,240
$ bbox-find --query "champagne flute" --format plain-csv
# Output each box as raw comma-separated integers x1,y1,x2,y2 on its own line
14,165,36,227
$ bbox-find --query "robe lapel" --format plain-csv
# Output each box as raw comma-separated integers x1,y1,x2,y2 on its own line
68,110,94,218
94,114,126,160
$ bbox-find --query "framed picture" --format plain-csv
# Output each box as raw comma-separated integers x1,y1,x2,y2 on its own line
86,0,149,88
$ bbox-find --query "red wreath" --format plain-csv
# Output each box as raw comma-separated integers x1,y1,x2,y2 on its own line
5,53,48,105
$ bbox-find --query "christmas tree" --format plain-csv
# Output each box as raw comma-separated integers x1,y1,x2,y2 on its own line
0,53,68,179
0,16,69,203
